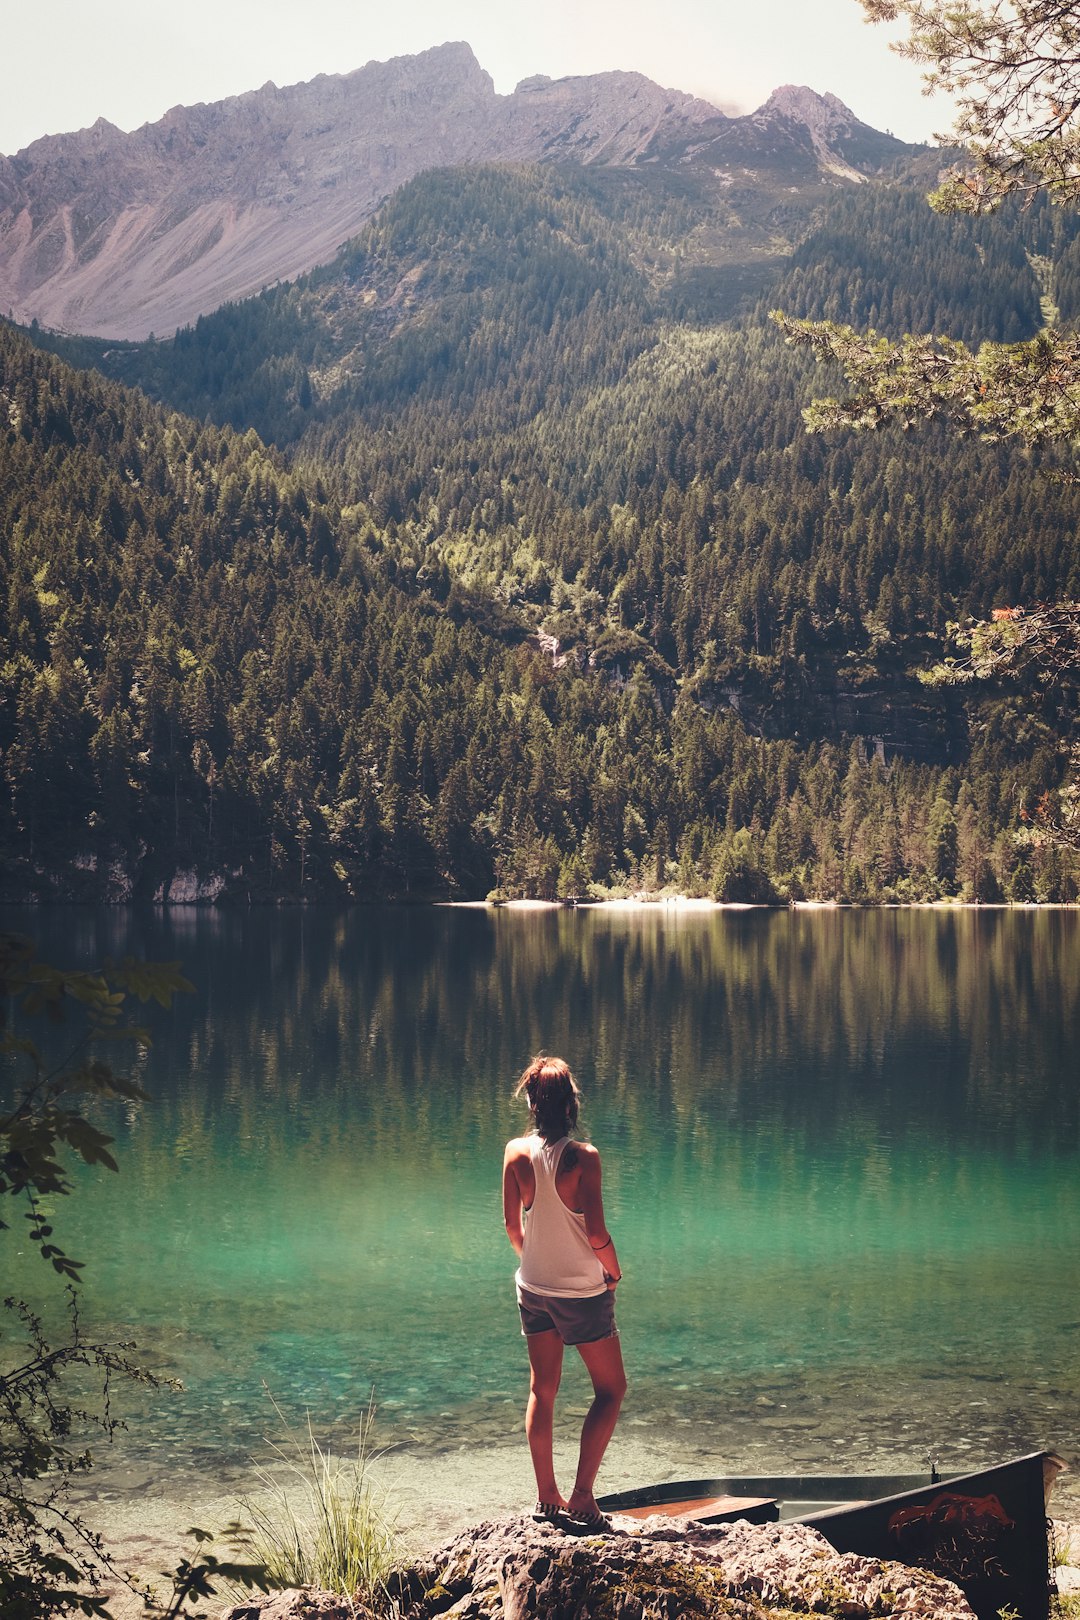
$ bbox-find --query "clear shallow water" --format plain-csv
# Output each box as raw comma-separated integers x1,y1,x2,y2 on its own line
3,905,1079,1521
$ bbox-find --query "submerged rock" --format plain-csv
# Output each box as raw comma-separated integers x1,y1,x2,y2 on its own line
222,1512,976,1620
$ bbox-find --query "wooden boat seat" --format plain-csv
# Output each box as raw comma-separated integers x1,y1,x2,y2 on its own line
615,1494,779,1525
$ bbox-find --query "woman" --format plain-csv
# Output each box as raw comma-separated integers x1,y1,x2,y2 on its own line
502,1054,626,1527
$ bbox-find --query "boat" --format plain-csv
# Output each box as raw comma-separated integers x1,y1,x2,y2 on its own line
598,1450,1065,1620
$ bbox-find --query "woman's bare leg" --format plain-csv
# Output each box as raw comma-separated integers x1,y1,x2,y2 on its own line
567,1334,627,1517
525,1329,566,1505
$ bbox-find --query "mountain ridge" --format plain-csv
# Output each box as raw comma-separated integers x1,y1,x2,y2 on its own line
0,42,915,340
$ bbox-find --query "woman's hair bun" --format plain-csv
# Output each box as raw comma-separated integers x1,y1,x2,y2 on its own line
514,1055,581,1141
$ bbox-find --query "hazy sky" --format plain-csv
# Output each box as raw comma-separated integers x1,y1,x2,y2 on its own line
2,0,951,156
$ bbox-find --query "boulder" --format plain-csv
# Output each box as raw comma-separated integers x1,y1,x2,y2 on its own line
222,1591,374,1620
225,1512,977,1620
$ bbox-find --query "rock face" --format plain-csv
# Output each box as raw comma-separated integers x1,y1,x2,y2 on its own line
221,1511,976,1620
706,85,910,181
0,43,913,340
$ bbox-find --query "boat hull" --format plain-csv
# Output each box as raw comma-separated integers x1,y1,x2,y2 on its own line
801,1452,1052,1620
599,1451,1056,1620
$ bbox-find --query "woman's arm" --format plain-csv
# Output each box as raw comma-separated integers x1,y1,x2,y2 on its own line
502,1141,526,1256
578,1145,621,1289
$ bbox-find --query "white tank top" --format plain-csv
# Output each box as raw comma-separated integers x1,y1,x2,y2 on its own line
516,1135,607,1299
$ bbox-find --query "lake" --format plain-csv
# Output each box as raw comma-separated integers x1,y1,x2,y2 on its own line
3,903,1079,1547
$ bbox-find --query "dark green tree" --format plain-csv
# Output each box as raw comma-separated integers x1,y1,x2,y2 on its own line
0,936,267,1618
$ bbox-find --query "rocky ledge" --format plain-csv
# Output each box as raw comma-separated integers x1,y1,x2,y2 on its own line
221,1511,976,1620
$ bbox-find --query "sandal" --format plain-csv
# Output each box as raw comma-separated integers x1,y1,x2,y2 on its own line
532,1501,568,1522
566,1506,613,1531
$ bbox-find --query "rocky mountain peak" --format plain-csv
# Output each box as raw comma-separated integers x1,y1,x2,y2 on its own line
760,84,859,134
0,45,913,340
693,80,913,183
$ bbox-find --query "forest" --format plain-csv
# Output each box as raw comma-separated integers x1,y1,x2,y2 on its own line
3,160,1078,903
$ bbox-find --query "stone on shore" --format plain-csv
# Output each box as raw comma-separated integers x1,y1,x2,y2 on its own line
222,1593,366,1620
221,1511,976,1620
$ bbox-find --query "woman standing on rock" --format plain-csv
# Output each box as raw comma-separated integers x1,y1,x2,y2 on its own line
502,1055,626,1527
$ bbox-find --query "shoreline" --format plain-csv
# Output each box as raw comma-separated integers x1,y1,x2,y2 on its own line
3,891,1077,912
474,895,1080,911
80,1433,1080,1618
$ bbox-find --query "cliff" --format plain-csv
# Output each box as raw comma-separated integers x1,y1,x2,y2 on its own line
0,44,913,338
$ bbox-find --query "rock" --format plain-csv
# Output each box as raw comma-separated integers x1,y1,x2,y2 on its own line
0,45,917,341
231,1513,976,1620
221,1591,374,1619
157,867,228,903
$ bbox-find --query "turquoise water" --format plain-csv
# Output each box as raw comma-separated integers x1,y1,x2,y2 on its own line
3,904,1079,1514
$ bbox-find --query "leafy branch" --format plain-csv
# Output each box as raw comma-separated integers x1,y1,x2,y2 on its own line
771,315,1080,456
0,939,270,1617
919,601,1080,685
919,602,1080,851
0,934,194,1277
1,1291,177,1620
773,5,1080,459
860,0,1080,209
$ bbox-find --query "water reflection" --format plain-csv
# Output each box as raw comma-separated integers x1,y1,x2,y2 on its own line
3,905,1078,1496
26,903,1076,1118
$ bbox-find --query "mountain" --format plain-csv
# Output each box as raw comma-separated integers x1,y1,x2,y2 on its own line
44,160,1052,450
0,43,915,340
6,159,1079,905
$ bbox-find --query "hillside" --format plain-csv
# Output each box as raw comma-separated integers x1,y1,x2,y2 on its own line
3,159,1079,904
49,165,1076,668
0,44,914,340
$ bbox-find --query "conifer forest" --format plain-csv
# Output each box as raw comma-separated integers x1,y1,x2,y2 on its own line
3,163,1079,903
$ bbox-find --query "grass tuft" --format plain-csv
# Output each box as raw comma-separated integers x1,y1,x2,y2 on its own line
238,1388,403,1607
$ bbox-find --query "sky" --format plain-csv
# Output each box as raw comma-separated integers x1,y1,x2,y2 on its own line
2,0,953,157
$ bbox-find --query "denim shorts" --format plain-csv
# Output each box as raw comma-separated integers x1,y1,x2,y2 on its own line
517,1283,618,1345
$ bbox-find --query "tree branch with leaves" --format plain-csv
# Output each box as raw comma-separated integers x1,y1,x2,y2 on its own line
861,0,1080,210
773,2,1080,459
0,942,192,1276
0,935,267,1619
919,602,1080,851
771,4,1080,866
770,317,1080,452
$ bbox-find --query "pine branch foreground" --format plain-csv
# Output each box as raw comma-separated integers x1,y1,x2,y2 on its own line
860,0,1080,209
775,5,1080,454
921,602,1080,853
771,314,1080,456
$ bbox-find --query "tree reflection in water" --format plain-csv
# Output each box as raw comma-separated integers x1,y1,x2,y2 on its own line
3,904,1077,1489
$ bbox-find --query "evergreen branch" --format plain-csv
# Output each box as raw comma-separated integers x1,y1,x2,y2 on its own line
772,313,1080,454
859,1,1080,207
